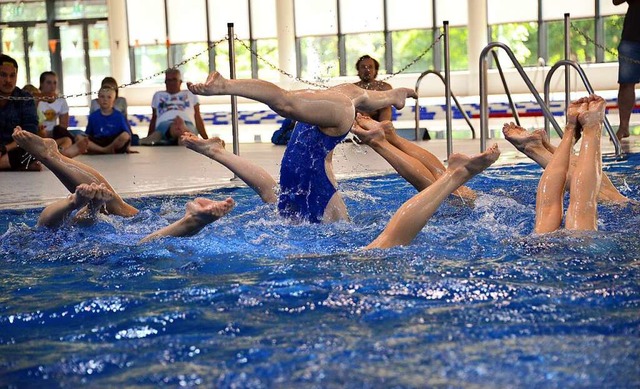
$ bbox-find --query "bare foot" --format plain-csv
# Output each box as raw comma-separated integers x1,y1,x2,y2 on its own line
578,94,606,129
72,183,116,221
72,182,114,208
60,136,89,158
181,133,226,157
616,128,630,140
352,114,387,145
12,126,59,161
532,129,555,153
185,197,235,223
390,88,418,110
502,122,548,154
187,71,226,96
447,143,501,176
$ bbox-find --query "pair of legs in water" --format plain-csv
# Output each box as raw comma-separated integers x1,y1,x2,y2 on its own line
504,94,619,233
12,125,500,249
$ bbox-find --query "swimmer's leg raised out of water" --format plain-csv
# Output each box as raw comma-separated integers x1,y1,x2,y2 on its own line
37,183,115,228
181,133,278,204
140,197,235,243
374,118,476,200
532,97,584,234
565,95,605,231
352,114,436,190
12,127,138,217
365,144,501,249
502,122,628,203
187,71,416,136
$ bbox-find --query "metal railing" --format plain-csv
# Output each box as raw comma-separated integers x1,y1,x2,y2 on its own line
414,70,476,142
543,59,623,158
479,42,564,152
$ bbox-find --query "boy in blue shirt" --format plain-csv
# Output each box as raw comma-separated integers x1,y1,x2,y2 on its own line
85,86,133,154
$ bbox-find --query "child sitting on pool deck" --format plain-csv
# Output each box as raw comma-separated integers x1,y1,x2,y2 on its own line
85,86,134,154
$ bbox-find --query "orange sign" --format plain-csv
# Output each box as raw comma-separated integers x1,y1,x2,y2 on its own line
93,39,100,50
48,39,57,53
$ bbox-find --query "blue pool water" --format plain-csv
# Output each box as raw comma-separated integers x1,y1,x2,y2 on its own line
1,154,639,387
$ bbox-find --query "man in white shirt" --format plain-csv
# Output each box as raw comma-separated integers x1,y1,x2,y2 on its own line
141,68,207,145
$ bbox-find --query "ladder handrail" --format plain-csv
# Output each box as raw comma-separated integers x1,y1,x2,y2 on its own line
490,50,521,127
479,42,563,152
414,70,477,143
543,59,623,158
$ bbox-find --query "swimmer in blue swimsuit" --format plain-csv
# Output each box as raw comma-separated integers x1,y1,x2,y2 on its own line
183,71,417,223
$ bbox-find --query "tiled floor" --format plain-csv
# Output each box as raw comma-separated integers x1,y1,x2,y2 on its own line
2,133,638,211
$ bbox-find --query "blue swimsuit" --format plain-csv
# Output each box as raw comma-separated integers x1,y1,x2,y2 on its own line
278,122,347,223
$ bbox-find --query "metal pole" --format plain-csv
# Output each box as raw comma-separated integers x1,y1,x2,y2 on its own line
545,59,623,159
443,21,452,159
564,13,571,122
227,23,240,177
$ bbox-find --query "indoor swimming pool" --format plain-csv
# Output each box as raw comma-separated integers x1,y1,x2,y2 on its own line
0,154,639,387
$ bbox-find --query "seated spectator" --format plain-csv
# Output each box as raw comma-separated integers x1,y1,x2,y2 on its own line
140,68,208,145
85,86,134,154
37,71,87,158
89,76,128,117
0,54,41,171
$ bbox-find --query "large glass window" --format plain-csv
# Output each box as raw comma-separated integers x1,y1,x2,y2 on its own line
132,44,168,83
168,0,206,45
0,1,46,22
214,39,252,80
126,0,166,47
339,0,384,34
546,18,596,65
255,39,280,80
344,32,386,77
299,36,339,81
391,29,433,74
448,26,469,71
490,22,539,67
27,25,51,85
88,21,111,91
1,27,28,87
603,15,624,63
294,0,338,37
170,42,209,83
54,0,108,20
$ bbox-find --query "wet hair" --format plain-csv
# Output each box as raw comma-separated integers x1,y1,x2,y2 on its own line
355,55,380,71
0,54,18,70
39,71,57,88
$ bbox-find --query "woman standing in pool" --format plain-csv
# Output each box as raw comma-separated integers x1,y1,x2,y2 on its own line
183,71,417,224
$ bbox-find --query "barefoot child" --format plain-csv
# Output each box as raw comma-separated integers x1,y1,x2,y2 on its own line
85,86,133,154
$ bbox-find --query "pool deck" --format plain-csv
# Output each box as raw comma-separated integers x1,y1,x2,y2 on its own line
1,134,639,210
